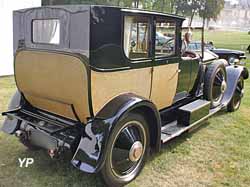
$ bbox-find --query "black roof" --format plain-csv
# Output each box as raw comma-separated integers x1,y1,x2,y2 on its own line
15,4,185,20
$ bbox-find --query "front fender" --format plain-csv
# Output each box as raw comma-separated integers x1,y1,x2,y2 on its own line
222,65,248,106
71,93,161,173
1,90,22,134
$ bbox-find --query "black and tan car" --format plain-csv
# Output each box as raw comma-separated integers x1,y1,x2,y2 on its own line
2,5,249,187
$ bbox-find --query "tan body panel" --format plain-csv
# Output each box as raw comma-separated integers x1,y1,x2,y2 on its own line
16,50,179,122
150,64,179,109
91,63,179,115
91,68,152,115
15,50,90,123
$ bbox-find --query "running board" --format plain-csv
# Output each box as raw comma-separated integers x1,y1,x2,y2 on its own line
161,101,222,144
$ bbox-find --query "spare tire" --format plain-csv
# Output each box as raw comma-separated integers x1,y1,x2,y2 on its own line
204,61,227,108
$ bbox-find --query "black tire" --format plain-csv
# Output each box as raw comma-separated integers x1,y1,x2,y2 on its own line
227,76,244,112
101,113,150,187
204,61,227,108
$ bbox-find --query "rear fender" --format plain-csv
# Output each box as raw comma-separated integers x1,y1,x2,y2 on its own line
222,65,248,106
1,90,22,134
71,93,161,173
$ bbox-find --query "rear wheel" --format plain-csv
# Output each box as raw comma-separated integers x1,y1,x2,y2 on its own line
227,76,244,112
101,113,149,187
204,62,227,108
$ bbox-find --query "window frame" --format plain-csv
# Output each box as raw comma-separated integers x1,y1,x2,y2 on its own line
122,13,153,63
153,16,178,60
31,18,61,46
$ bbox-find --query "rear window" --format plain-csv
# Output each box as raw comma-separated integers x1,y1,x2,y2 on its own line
32,19,60,44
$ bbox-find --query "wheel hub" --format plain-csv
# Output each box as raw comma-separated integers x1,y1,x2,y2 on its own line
221,80,227,93
129,141,143,162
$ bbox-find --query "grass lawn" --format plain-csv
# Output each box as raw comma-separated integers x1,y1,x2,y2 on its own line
0,30,250,187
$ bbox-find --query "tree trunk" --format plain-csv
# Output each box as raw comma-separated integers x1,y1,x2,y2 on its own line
136,0,139,8
160,0,164,12
202,16,206,29
206,19,210,29
117,0,121,6
189,11,195,27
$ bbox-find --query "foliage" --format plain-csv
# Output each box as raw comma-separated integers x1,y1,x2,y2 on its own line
199,0,225,23
42,0,225,26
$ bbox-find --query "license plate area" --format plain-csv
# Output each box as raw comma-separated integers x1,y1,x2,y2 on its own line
29,128,57,150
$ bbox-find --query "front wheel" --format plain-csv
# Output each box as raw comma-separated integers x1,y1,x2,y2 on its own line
101,113,149,187
227,76,244,112
204,61,227,108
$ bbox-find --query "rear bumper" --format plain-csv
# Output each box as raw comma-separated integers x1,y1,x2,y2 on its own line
1,107,107,173
2,108,81,156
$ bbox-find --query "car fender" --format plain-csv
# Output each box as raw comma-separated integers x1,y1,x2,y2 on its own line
71,93,161,173
222,65,249,106
1,90,22,134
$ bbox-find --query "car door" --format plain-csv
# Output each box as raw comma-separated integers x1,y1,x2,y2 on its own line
150,17,180,110
175,57,192,100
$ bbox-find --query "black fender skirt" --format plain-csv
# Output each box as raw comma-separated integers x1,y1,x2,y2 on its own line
221,65,249,106
71,93,161,173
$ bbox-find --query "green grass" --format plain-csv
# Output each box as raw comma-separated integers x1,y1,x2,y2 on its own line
0,30,250,187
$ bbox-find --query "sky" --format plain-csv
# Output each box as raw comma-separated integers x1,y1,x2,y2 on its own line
226,0,250,6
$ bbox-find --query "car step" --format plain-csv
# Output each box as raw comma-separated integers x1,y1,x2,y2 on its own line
161,99,221,144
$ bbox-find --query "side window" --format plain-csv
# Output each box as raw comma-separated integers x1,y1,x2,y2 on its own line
155,18,176,57
123,15,150,60
32,19,60,45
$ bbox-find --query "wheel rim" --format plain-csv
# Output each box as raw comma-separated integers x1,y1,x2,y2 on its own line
110,120,146,179
233,78,244,109
212,68,226,104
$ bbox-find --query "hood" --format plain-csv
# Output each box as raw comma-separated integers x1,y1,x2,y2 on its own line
212,48,245,54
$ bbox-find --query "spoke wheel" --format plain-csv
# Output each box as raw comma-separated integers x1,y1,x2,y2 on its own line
227,76,244,112
204,61,227,108
101,113,149,187
110,121,146,179
212,68,227,106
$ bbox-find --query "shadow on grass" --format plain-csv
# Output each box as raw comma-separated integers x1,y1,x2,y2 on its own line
14,148,107,187
147,109,230,164
146,112,223,164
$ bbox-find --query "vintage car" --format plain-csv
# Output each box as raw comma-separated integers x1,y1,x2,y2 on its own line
188,41,247,64
1,5,249,187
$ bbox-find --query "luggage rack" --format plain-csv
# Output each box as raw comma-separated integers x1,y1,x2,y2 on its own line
2,107,79,135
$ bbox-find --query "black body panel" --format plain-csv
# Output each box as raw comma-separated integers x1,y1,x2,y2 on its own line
210,48,246,61
71,93,161,173
177,100,210,126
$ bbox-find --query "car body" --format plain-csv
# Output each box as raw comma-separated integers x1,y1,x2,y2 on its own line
188,41,247,64
1,5,249,186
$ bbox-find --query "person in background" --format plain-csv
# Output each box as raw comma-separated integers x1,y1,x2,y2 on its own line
182,28,192,53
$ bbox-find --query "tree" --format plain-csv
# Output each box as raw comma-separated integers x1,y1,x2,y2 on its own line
199,0,224,28
174,0,202,26
42,0,225,28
